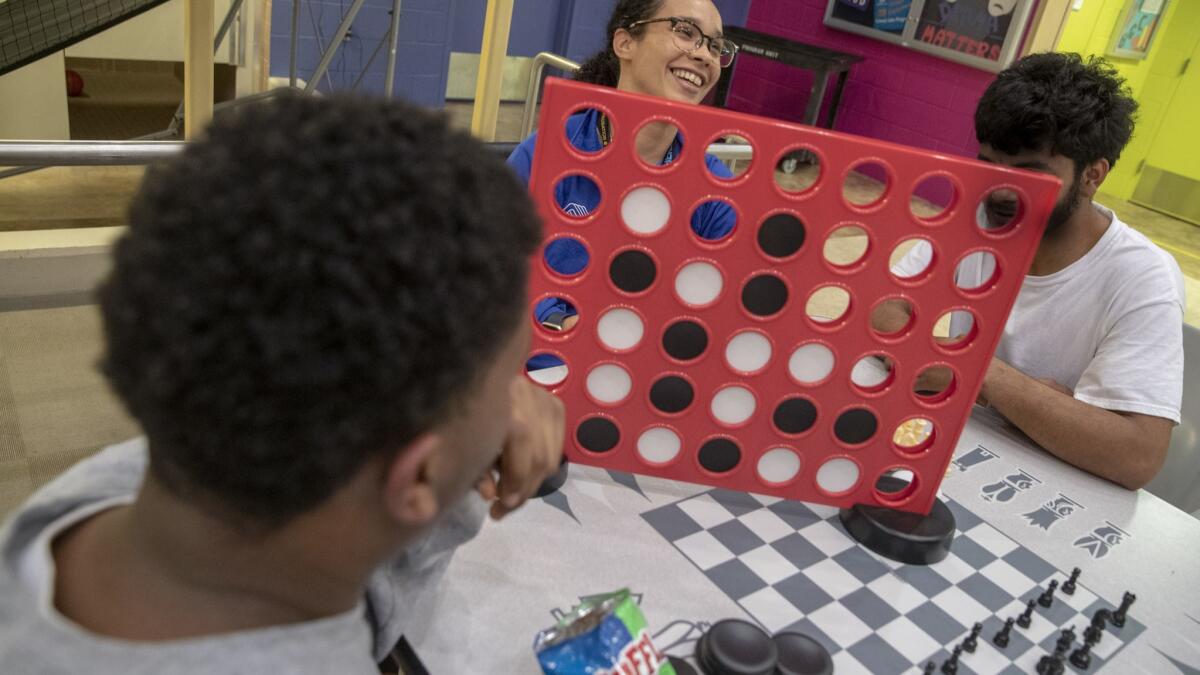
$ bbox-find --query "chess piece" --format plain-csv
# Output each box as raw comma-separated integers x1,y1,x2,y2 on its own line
1062,567,1081,595
1070,642,1094,670
993,617,1015,648
1037,651,1066,675
1083,624,1103,646
963,622,982,653
924,661,936,675
1017,599,1036,628
1112,591,1136,628
1055,626,1076,654
1038,580,1059,608
941,645,962,675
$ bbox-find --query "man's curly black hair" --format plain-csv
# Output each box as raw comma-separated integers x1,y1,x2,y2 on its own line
99,94,541,527
975,53,1137,171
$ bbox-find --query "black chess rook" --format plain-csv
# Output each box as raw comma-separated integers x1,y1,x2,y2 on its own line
1062,567,1081,595
1038,580,1059,608
993,617,1015,648
1018,599,1037,628
1112,591,1136,628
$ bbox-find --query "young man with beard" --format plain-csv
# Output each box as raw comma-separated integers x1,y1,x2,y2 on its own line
887,53,1184,489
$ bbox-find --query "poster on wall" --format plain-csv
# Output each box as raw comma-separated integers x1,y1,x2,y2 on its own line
1108,0,1167,60
914,0,1018,62
830,0,916,34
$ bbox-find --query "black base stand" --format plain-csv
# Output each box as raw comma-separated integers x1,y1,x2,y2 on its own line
535,457,569,498
838,477,956,566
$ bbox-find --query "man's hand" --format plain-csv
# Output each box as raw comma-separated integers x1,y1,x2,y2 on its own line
476,376,565,520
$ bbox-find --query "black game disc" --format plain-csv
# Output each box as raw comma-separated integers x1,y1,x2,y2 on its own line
698,438,741,474
757,213,806,259
535,456,568,498
838,476,956,565
833,408,878,445
610,250,657,293
663,320,709,361
773,397,817,435
650,376,695,414
741,274,789,317
695,619,777,675
773,631,832,675
576,417,619,453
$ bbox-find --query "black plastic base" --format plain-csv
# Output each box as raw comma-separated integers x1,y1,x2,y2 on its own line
535,457,569,499
838,478,956,566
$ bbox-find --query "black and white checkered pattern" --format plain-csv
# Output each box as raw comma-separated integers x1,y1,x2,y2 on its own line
642,489,1145,674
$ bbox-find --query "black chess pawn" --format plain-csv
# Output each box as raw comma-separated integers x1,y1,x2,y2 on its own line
963,622,982,653
1055,626,1076,654
993,617,1015,648
1038,580,1059,608
1112,591,1136,628
941,645,962,675
1070,642,1094,670
924,661,936,674
1062,567,1081,595
1037,651,1066,675
1017,599,1037,628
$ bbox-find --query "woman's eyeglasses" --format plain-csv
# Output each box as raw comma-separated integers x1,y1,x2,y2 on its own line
626,17,740,68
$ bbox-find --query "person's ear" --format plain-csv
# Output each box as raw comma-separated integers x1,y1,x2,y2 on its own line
1080,158,1110,198
613,27,637,61
381,433,442,527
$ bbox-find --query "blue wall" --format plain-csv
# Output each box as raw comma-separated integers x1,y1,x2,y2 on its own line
269,0,754,107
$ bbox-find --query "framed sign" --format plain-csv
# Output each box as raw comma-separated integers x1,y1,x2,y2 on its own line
1108,0,1167,60
824,0,1037,72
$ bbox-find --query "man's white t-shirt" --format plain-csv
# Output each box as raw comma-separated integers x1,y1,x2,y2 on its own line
894,203,1185,423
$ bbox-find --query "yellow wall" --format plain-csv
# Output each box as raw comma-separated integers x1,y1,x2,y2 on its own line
1057,0,1186,199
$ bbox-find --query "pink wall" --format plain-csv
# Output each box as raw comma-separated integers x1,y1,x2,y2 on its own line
726,0,1003,157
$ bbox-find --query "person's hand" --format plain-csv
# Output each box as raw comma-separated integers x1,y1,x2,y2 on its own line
476,376,565,520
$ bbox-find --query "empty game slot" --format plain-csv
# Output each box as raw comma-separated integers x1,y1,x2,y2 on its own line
635,118,684,169
773,147,821,195
874,467,918,503
850,354,894,393
888,237,935,282
596,307,645,352
954,250,1000,294
585,363,633,405
788,343,835,385
816,457,860,495
869,297,916,340
674,261,724,308
637,426,683,466
543,236,589,277
707,133,753,180
773,397,818,435
662,319,709,362
534,296,579,334
524,354,568,387
805,286,851,325
620,186,671,235
576,416,620,454
742,274,789,318
710,385,757,427
893,417,935,456
757,447,802,486
932,310,979,352
834,408,879,445
914,365,957,404
724,330,772,374
979,187,1024,233
649,375,695,415
609,249,657,294
911,174,957,221
553,174,601,219
564,107,612,156
698,437,741,474
823,225,871,268
690,199,738,243
757,212,806,260
843,161,890,208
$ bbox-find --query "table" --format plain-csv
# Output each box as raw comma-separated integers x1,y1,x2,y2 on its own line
407,406,1200,673
712,26,863,130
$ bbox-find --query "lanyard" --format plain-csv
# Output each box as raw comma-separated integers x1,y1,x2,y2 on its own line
597,114,675,165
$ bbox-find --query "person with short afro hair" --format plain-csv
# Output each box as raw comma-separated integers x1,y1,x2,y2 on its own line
886,53,1184,489
0,93,564,673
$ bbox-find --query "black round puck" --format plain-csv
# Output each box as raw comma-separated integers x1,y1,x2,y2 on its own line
773,631,832,675
838,476,956,565
694,619,777,675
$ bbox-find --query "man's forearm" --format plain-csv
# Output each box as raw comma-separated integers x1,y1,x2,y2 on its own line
980,359,1166,489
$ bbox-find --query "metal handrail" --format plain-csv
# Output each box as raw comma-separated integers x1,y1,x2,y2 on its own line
521,52,581,139
0,141,184,166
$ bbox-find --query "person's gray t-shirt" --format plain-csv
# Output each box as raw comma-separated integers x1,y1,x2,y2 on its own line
0,438,487,674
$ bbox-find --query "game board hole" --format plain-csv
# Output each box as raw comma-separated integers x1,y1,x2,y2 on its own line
554,175,600,219
757,213,806,259
585,364,633,405
674,261,724,307
843,161,890,208
635,119,684,168
850,355,894,391
757,448,801,485
637,426,682,465
875,468,918,501
816,458,860,494
954,251,1000,294
774,148,821,194
650,375,694,414
708,133,752,180
596,307,644,352
914,365,956,403
911,174,957,221
535,297,579,334
933,310,978,351
773,397,818,435
711,386,757,426
662,320,709,361
620,186,671,235
742,274,789,318
893,417,935,454
788,343,835,384
834,408,878,445
979,188,1024,232
566,108,609,155
823,225,870,268
524,354,568,386
888,237,934,280
869,298,915,339
609,249,657,294
691,199,737,242
698,438,741,474
725,330,772,374
576,417,620,454
543,237,589,277
805,286,851,324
